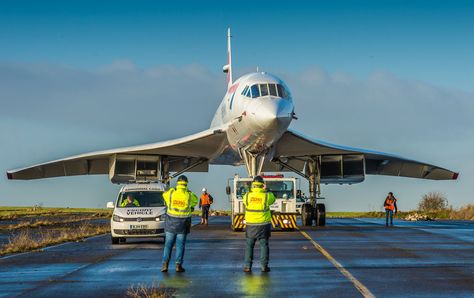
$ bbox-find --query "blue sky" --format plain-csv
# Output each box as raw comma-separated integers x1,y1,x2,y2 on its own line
1,0,473,211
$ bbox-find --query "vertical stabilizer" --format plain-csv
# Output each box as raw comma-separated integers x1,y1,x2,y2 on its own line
223,28,233,88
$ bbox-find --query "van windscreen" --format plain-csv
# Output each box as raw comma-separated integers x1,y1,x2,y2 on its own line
118,191,165,208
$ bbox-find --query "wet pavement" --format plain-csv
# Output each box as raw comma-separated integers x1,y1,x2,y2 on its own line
0,217,473,297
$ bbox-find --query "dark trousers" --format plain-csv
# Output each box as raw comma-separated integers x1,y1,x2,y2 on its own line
244,237,269,268
385,209,394,226
201,204,210,220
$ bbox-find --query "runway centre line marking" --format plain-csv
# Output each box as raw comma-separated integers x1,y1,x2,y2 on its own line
298,229,376,298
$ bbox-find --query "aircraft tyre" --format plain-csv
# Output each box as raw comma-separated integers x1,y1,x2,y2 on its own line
302,204,313,226
316,203,326,226
111,236,119,245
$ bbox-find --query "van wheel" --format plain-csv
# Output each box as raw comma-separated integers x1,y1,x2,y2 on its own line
111,237,119,245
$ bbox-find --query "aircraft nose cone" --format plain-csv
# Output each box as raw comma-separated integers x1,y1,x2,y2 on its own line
251,98,293,130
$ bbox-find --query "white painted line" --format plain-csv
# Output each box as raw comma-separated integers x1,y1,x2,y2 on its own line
298,229,376,298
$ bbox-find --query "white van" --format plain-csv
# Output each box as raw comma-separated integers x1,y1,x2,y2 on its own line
107,182,167,244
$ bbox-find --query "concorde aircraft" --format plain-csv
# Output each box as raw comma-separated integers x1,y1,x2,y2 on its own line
7,29,458,222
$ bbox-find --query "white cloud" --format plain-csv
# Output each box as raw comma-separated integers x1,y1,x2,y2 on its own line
1,62,472,210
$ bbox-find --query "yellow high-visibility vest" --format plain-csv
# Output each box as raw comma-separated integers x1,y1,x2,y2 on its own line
243,184,276,224
163,184,198,218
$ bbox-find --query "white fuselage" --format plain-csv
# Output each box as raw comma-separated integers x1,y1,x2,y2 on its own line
210,72,294,164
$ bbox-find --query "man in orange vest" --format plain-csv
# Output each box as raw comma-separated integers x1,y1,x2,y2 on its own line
384,192,398,226
199,188,214,225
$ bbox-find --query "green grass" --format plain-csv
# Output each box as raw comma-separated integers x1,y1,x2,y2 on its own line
0,206,111,220
326,212,382,218
0,222,110,256
328,211,429,219
328,209,473,220
191,209,231,216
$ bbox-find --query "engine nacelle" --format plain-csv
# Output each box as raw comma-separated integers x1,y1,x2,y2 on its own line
320,154,365,184
108,154,161,184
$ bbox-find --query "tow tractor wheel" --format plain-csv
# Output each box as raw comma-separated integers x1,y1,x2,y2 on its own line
111,236,119,245
302,204,313,226
315,203,326,227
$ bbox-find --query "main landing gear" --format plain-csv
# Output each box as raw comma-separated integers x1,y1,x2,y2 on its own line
277,156,326,227
240,147,327,227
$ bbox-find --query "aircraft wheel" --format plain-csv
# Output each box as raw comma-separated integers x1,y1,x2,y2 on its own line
316,203,326,226
111,236,119,245
302,204,313,226
119,237,127,243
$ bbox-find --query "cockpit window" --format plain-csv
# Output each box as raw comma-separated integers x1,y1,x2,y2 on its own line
269,84,277,96
260,84,269,96
277,84,288,98
248,83,289,99
251,84,260,98
241,86,249,96
245,87,251,97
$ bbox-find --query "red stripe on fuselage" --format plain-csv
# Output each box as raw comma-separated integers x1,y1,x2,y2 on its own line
228,83,239,93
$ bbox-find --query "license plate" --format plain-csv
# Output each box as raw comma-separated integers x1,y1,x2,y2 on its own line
130,225,148,229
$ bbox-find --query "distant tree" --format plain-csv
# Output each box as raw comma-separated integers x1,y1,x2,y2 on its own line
418,192,448,212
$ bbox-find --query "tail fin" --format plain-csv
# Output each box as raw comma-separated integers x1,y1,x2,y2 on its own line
222,28,233,88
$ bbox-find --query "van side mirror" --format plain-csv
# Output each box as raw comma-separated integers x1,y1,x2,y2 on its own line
225,186,231,195
106,202,115,209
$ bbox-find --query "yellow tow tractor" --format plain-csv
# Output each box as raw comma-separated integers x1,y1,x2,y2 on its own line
226,174,299,231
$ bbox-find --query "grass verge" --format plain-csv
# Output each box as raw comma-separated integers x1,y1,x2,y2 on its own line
0,215,109,231
0,222,110,256
191,209,231,216
0,206,111,221
328,205,474,220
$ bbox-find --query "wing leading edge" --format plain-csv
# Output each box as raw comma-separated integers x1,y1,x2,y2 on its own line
264,130,458,182
7,126,229,181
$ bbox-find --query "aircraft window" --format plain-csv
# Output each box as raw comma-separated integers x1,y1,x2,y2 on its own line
245,87,251,97
260,84,269,96
241,86,249,96
251,84,260,98
269,84,277,96
277,84,288,98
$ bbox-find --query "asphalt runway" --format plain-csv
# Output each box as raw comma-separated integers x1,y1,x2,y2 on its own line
0,217,473,297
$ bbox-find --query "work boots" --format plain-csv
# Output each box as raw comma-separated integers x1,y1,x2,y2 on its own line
176,264,186,272
243,267,252,273
261,266,271,272
161,263,168,273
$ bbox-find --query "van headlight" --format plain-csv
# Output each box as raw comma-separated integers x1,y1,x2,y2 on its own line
156,214,167,222
113,215,125,222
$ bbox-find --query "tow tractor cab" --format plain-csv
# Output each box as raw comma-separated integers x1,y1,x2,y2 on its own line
227,174,298,231
106,182,167,244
